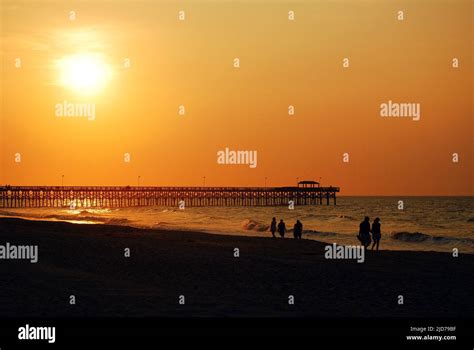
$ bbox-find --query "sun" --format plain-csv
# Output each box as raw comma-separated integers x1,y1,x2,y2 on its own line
57,54,111,95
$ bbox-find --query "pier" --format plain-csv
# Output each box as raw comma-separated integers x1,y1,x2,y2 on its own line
0,182,339,208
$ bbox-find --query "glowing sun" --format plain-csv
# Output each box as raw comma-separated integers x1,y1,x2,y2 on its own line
58,54,111,94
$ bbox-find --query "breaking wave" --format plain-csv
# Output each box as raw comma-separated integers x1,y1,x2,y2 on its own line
0,209,130,225
391,231,474,245
241,219,269,232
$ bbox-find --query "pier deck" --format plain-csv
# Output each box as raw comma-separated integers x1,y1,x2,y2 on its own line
0,185,340,208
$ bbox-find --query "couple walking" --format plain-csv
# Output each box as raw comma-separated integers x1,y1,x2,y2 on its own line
270,217,303,239
357,216,382,250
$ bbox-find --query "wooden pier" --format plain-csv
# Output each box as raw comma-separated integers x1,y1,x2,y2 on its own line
0,183,339,208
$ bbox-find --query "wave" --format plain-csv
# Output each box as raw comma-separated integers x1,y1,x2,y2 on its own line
241,219,269,232
155,221,177,227
161,209,177,213
391,231,474,245
44,214,130,225
302,214,357,221
391,232,430,242
337,215,357,221
0,209,130,225
303,230,338,237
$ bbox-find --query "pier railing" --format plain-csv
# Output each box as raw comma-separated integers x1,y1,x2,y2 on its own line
0,186,339,208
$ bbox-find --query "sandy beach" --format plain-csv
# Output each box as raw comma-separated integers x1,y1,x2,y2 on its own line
0,217,473,318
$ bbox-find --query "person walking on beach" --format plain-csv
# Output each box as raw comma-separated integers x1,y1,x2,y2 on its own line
277,219,286,238
371,217,381,251
270,217,277,238
293,219,303,239
358,216,371,250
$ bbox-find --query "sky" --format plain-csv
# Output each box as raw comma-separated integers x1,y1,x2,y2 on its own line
1,0,472,195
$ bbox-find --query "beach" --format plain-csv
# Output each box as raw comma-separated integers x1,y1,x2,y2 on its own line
1,196,473,254
0,217,473,318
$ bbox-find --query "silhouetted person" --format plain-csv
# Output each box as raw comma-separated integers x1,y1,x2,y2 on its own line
277,219,286,238
371,218,381,251
358,216,371,250
293,220,303,239
270,217,277,238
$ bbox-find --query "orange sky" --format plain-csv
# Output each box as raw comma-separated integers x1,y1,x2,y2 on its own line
1,0,472,195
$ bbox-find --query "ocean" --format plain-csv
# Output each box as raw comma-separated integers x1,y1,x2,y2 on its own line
1,196,473,254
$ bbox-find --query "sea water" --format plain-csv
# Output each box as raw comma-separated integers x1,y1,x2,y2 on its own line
1,197,473,254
